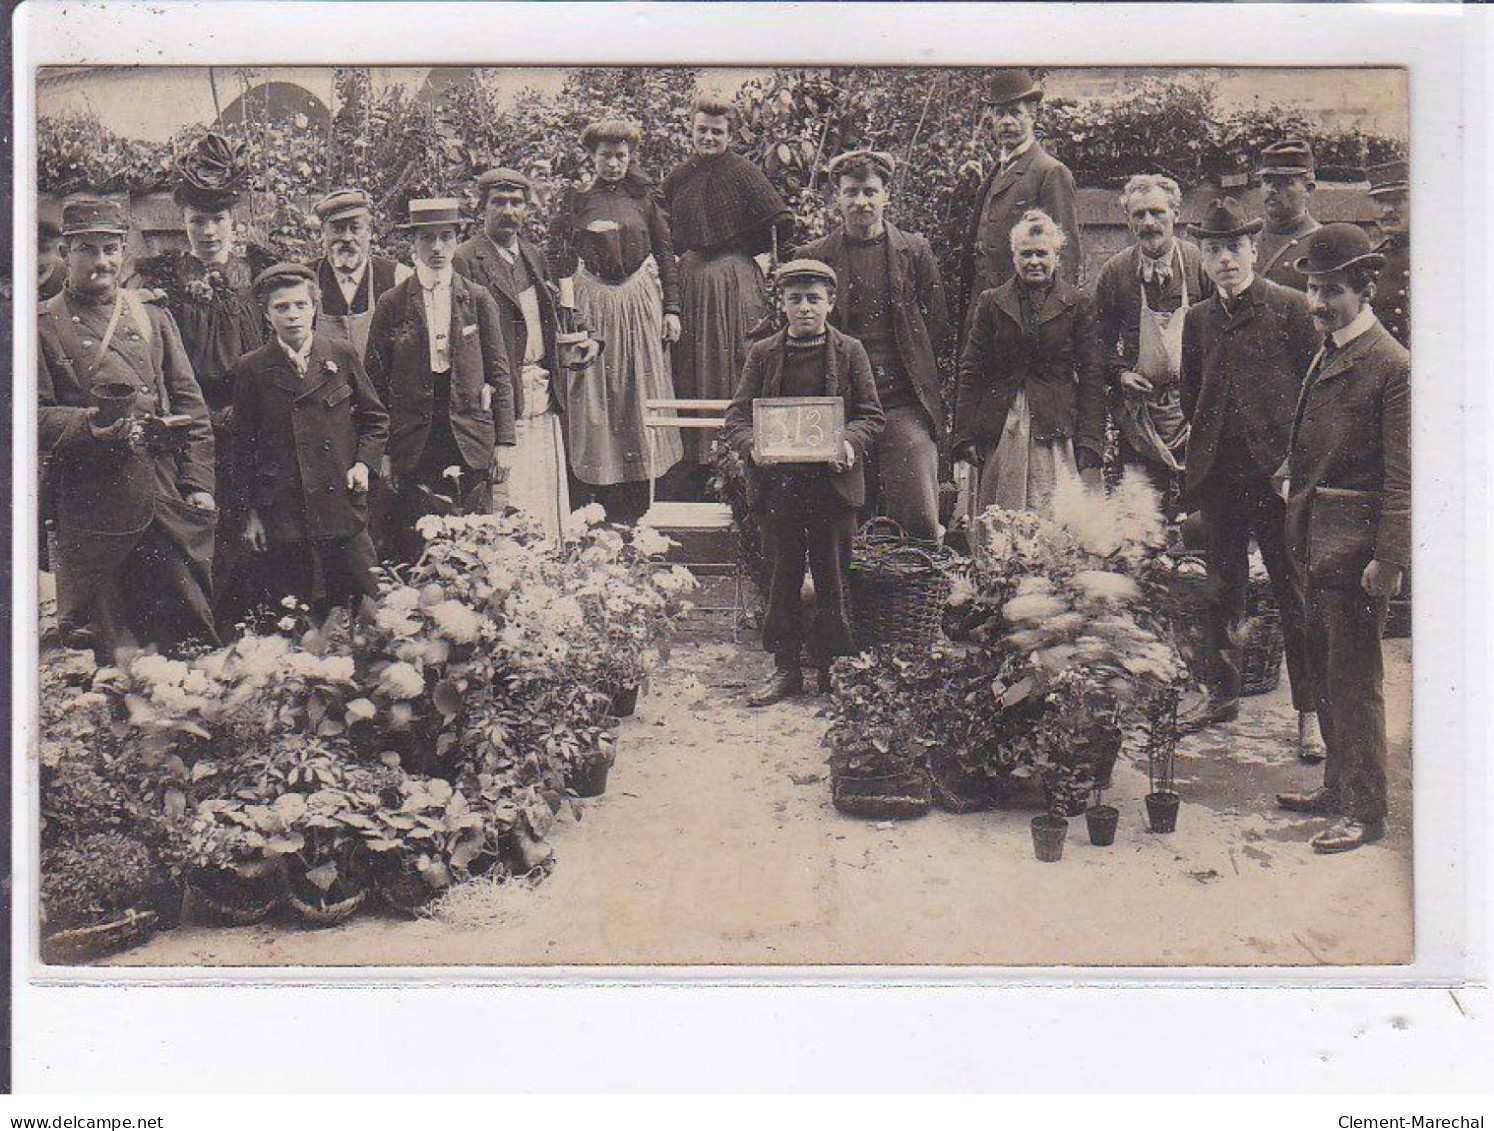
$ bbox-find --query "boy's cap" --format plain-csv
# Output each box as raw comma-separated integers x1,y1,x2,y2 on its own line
253,261,317,296
774,258,837,288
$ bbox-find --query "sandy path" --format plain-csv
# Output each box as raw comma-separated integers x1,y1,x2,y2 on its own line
108,635,1413,969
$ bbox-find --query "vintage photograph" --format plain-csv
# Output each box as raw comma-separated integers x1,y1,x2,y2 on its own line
29,62,1412,968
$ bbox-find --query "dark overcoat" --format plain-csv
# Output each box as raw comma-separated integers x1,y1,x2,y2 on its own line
1285,319,1411,582
453,232,563,419
364,272,515,476
794,221,953,440
1179,277,1319,504
230,333,390,544
951,278,1106,461
723,325,886,511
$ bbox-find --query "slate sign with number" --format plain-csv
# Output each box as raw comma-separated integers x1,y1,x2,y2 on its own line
751,397,846,465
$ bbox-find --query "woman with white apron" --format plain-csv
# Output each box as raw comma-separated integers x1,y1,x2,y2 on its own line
1114,240,1191,513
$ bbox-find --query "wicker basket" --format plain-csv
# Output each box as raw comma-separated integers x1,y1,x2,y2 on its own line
1242,575,1285,696
849,518,955,651
41,908,158,965
831,768,932,820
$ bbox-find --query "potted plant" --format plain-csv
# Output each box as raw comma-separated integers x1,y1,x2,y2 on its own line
187,795,303,924
824,651,934,821
40,833,162,964
1085,782,1120,847
284,788,371,927
361,776,488,916
1029,806,1070,864
1145,686,1182,833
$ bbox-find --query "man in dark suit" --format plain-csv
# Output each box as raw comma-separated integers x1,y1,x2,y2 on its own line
795,149,951,540
1275,225,1410,853
1366,158,1411,349
724,261,885,706
231,263,389,622
960,68,1082,327
1178,198,1321,756
1256,139,1321,292
365,198,515,562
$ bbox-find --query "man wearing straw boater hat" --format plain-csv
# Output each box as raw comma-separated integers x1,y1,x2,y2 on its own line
960,68,1082,324
1177,197,1323,760
1366,157,1410,348
38,196,218,660
310,188,410,360
365,197,515,561
1274,223,1409,853
1255,138,1322,292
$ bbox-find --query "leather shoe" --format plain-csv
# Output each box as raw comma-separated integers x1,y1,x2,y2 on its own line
1298,711,1326,763
1276,787,1339,815
747,667,803,707
1177,695,1240,734
1310,818,1385,854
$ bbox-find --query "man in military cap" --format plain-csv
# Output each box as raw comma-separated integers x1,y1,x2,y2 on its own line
230,262,389,622
38,218,67,300
960,67,1082,326
1275,223,1409,852
366,198,516,561
38,196,218,659
1366,158,1410,348
310,188,411,360
1255,139,1322,292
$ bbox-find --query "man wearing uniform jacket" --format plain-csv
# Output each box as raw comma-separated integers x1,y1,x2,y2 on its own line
1275,224,1410,854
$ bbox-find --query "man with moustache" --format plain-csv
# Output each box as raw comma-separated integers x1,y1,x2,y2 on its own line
960,68,1082,327
1255,139,1322,292
1366,158,1410,348
38,197,218,659
1093,174,1213,507
1275,224,1409,853
1177,197,1323,761
309,188,410,360
795,149,951,540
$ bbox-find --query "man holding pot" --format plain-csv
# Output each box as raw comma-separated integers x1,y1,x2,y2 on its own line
38,196,218,660
1275,224,1409,853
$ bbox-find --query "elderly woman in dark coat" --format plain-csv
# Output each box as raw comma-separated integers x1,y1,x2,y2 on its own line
550,118,683,525
662,93,794,490
952,209,1105,516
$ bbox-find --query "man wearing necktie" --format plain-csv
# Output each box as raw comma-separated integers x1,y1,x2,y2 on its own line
1177,198,1322,758
1274,224,1409,853
309,189,411,360
959,68,1082,334
365,198,515,562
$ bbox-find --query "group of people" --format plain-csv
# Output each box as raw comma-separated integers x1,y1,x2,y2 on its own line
37,68,1411,854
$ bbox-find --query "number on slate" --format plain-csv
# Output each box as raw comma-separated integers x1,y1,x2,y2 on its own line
802,408,824,447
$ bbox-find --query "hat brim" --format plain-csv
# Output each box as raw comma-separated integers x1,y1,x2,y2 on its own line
1191,218,1265,240
62,224,129,237
397,217,472,230
1367,183,1409,197
1257,166,1315,178
1293,251,1386,276
319,206,372,224
986,86,1043,107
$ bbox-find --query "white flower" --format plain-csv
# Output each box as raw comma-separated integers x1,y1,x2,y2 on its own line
384,586,422,612
346,698,377,723
319,655,356,683
277,616,298,633
131,654,189,688
280,596,301,610
631,525,674,557
378,661,425,700
563,503,606,538
375,605,422,639
430,599,483,644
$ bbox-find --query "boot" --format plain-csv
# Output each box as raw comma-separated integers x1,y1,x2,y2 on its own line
1177,694,1239,734
1310,818,1385,854
1276,786,1340,815
747,665,803,708
1297,711,1326,763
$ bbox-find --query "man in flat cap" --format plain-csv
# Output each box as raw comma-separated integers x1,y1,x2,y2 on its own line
795,149,951,541
1366,158,1410,348
230,262,389,623
38,196,218,660
38,218,67,301
454,167,598,513
1178,197,1322,758
724,259,885,707
1256,139,1322,292
366,198,515,561
960,68,1082,329
1275,224,1409,853
310,189,411,360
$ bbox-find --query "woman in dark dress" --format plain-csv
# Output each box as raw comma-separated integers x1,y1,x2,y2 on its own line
661,94,794,496
550,119,683,526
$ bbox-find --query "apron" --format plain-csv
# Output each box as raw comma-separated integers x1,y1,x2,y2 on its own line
1115,245,1191,472
503,284,571,544
318,269,378,359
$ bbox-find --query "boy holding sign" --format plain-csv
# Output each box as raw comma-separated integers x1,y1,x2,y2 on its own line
724,260,886,707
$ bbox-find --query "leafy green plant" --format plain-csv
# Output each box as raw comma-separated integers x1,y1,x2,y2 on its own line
40,833,159,933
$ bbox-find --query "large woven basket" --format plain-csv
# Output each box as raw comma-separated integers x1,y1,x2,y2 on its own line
849,518,955,651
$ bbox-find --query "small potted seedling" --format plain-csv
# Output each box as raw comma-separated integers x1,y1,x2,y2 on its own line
1145,687,1182,833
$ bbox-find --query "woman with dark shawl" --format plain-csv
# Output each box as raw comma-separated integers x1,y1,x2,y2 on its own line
661,93,793,487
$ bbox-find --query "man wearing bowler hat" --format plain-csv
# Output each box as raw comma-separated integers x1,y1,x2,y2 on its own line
310,188,411,360
1178,197,1322,758
365,198,515,561
1275,224,1409,852
1256,139,1322,292
960,68,1082,325
38,196,218,660
1366,158,1410,348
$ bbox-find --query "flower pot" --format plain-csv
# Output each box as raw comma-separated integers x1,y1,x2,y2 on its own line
188,864,286,926
609,684,640,718
1030,815,1068,863
567,756,614,799
1145,791,1181,834
89,380,139,427
41,907,158,965
1085,804,1120,847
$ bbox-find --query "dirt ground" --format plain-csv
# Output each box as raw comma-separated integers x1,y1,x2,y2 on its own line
109,611,1414,969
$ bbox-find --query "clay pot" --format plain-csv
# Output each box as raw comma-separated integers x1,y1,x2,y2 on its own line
1030,815,1068,863
1145,791,1181,834
1085,804,1120,847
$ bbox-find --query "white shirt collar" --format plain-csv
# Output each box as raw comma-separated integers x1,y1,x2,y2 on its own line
1000,137,1035,166
337,258,368,284
1331,304,1379,348
414,260,453,291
